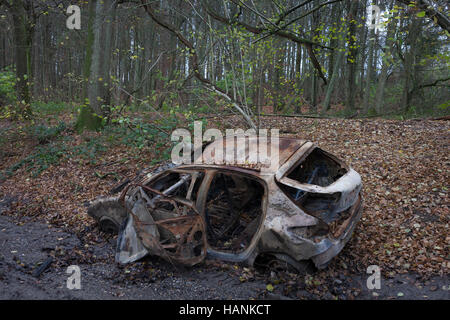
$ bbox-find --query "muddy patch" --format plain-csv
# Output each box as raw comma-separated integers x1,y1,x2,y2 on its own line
0,212,267,299
0,206,447,300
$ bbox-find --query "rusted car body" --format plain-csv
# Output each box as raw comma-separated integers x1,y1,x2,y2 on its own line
88,136,363,270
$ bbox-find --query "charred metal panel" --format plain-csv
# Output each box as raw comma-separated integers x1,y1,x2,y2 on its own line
88,137,363,271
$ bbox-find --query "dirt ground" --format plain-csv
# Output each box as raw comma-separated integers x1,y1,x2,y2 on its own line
0,117,449,300
0,203,448,300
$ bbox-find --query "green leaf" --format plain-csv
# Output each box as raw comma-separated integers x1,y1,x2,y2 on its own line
416,11,426,18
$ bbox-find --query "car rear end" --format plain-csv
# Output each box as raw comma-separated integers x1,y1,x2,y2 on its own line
273,142,364,268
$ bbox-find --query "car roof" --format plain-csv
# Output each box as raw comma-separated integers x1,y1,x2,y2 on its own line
188,136,310,175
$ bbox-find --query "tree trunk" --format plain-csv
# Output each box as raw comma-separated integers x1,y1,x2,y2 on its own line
103,0,117,107
322,44,344,113
295,43,302,114
401,16,421,113
310,5,320,113
323,2,355,113
362,29,375,115
10,0,33,116
345,0,359,113
82,0,96,100
77,0,117,131
375,1,397,115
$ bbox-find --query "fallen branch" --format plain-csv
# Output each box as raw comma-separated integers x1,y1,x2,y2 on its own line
258,113,330,119
32,256,53,278
432,115,450,121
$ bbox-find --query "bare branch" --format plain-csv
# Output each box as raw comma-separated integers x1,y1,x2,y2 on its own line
414,76,450,91
203,1,329,84
140,0,257,129
396,0,450,32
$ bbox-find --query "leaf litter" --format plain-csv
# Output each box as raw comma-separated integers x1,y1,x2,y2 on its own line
0,115,448,299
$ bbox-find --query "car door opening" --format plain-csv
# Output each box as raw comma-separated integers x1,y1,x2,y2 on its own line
205,172,265,253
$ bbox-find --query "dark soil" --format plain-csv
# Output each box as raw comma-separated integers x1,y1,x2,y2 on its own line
0,196,448,300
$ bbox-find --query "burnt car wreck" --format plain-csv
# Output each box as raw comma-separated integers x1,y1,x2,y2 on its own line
88,136,363,270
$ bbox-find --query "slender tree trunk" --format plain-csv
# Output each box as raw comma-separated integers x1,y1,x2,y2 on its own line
327,7,340,80
87,0,105,115
10,0,33,116
375,1,397,114
310,5,319,113
103,0,117,107
358,1,368,99
345,0,359,112
323,2,355,113
82,0,96,100
322,45,344,113
363,29,375,115
401,16,420,113
295,43,302,114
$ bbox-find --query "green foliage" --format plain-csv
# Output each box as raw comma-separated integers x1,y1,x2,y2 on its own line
384,82,403,107
0,68,21,119
106,105,203,162
108,111,178,155
75,103,103,132
0,67,16,106
435,100,449,111
31,101,72,116
215,73,245,93
416,11,426,18
29,121,67,144
187,104,211,114
1,120,110,179
367,107,378,117
1,121,69,179
73,136,107,164
330,108,359,118
1,104,203,180
1,139,68,179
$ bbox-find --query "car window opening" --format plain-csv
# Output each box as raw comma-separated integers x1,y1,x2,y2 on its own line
287,148,347,190
205,173,264,253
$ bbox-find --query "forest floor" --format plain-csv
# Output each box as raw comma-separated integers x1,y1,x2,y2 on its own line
0,113,448,300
